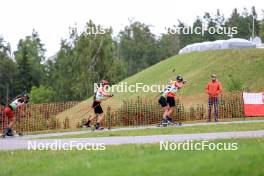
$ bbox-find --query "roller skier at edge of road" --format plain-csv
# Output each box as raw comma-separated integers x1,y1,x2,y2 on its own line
2,93,29,137
85,80,113,130
158,75,187,126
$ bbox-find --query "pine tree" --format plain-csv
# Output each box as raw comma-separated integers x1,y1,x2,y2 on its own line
16,45,33,93
0,37,17,104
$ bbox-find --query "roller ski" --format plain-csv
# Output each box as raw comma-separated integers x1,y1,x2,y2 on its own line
157,117,182,127
91,123,111,131
1,128,23,138
91,127,112,131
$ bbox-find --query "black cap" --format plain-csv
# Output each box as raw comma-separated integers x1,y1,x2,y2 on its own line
176,75,183,82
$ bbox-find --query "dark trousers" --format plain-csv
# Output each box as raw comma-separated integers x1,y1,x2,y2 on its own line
208,97,219,121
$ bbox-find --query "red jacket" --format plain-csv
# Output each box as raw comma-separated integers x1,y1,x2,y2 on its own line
206,81,222,97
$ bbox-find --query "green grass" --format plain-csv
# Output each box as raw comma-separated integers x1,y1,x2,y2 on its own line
56,48,264,125
109,48,264,99
39,122,264,139
1,138,264,176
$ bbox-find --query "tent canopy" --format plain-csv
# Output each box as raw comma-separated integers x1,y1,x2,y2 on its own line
179,38,256,54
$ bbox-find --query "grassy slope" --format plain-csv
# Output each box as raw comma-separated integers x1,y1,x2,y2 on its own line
56,48,264,127
115,48,264,98
1,138,264,176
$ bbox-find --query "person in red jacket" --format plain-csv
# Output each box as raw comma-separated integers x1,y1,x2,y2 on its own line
205,74,222,122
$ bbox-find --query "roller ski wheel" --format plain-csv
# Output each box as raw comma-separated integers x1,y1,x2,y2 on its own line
173,122,182,126
158,124,168,127
166,121,175,126
91,125,105,131
91,125,96,131
96,127,105,130
11,130,23,137
157,122,182,127
1,133,18,138
156,122,168,127
91,126,111,131
167,122,183,127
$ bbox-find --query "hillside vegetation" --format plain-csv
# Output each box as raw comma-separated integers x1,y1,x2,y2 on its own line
56,48,264,127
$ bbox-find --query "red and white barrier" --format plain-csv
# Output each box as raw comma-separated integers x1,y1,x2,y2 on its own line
243,92,264,116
